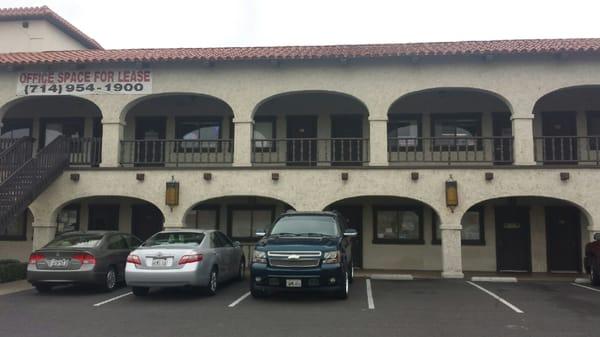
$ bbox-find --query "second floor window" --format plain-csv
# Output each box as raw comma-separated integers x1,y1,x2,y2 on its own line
432,113,482,148
0,119,32,139
388,115,420,150
587,111,600,149
175,118,221,151
253,117,276,151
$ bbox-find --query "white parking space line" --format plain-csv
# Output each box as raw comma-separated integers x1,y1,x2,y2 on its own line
571,283,600,293
93,291,133,307
471,276,517,283
366,278,375,310
466,281,524,314
228,292,251,308
370,274,413,281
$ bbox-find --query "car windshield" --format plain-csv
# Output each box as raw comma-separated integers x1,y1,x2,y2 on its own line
46,234,104,248
270,215,340,236
144,232,205,247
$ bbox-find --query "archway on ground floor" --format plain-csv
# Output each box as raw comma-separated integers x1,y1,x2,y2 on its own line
0,208,34,262
323,196,442,271
460,196,591,273
51,196,165,241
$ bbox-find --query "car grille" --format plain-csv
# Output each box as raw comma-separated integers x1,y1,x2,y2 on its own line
267,251,322,268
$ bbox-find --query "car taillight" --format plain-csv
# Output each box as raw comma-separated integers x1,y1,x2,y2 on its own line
127,254,141,265
72,253,96,265
178,254,203,265
28,252,44,264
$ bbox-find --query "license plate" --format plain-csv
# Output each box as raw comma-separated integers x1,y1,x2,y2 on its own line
286,279,302,288
48,259,68,268
151,258,169,267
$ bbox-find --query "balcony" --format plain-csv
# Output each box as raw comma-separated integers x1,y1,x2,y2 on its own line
388,137,513,165
251,138,369,166
120,139,233,167
534,136,600,165
69,138,101,167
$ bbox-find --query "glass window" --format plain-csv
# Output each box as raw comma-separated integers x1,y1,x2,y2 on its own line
144,232,205,247
107,235,129,250
56,204,79,234
216,232,233,247
388,117,420,149
433,208,485,245
374,207,423,244
0,212,27,240
432,114,481,148
587,112,600,149
184,206,218,230
46,234,103,248
270,215,340,236
125,235,143,249
253,117,275,151
41,119,84,147
0,119,32,139
229,207,273,241
175,118,221,151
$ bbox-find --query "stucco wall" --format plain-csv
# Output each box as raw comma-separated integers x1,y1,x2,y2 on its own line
0,20,87,53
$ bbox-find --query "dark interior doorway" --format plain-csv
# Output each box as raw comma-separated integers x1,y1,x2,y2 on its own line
131,204,164,241
492,112,513,164
495,206,531,272
329,205,363,268
331,115,363,166
135,117,166,166
286,115,317,166
542,111,578,163
546,206,581,273
88,204,120,231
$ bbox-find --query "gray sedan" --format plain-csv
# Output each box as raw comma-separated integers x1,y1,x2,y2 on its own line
27,231,142,292
125,229,245,296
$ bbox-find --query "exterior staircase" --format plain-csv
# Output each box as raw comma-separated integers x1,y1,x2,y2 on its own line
0,136,70,230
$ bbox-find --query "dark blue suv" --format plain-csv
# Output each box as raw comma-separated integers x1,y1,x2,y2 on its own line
250,211,357,299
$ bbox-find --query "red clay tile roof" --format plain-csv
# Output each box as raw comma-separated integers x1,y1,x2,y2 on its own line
0,6,102,50
1,38,600,66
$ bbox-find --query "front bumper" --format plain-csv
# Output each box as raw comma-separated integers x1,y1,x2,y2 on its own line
250,263,345,292
125,262,209,288
27,265,104,285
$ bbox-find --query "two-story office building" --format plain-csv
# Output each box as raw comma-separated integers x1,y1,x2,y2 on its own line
1,6,600,278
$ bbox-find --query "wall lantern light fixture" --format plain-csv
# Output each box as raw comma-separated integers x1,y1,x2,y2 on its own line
165,176,179,210
445,175,458,212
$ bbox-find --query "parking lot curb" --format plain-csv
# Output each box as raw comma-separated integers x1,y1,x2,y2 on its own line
470,276,518,283
574,278,591,284
370,274,414,281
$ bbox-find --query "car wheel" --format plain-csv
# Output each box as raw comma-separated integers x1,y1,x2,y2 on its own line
101,267,117,292
206,268,218,296
237,260,245,281
132,286,149,296
591,259,600,286
250,282,267,298
335,271,349,300
348,261,354,284
34,283,52,293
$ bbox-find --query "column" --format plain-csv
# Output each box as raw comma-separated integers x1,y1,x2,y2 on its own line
368,117,389,166
32,222,56,251
100,120,125,167
511,115,536,165
440,224,464,278
233,119,253,167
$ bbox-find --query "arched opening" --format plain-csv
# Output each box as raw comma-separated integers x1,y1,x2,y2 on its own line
324,196,441,270
53,196,164,241
387,88,513,165
0,208,34,262
461,196,589,273
533,86,600,165
183,196,293,260
252,91,369,166
0,96,102,166
121,94,234,167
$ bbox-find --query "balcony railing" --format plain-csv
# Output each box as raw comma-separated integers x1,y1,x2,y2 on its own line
388,137,513,164
69,137,101,166
251,138,369,165
534,136,600,164
120,139,233,166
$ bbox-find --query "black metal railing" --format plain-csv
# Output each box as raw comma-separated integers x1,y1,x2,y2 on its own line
69,137,102,166
0,137,34,182
0,136,69,227
0,138,20,152
387,137,513,164
120,139,234,166
251,138,369,165
534,136,600,164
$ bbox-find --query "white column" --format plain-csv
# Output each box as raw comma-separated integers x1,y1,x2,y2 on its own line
233,119,253,167
32,223,56,251
368,118,389,166
100,121,125,167
440,223,464,278
511,115,536,165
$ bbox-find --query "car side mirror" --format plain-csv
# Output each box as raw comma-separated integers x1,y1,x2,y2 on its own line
594,233,600,241
343,229,358,237
233,241,241,247
255,230,267,237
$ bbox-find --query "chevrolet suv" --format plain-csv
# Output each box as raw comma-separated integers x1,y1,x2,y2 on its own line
250,211,357,299
584,233,600,285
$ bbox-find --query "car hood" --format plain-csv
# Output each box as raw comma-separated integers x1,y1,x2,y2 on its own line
256,236,339,250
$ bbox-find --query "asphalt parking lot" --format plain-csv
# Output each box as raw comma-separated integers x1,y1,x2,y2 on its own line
0,278,599,337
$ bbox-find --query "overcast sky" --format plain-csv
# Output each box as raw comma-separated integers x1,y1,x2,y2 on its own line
2,0,600,49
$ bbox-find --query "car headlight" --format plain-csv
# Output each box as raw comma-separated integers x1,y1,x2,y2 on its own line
323,250,340,264
252,250,267,264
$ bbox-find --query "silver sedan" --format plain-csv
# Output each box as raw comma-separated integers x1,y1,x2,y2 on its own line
125,229,245,296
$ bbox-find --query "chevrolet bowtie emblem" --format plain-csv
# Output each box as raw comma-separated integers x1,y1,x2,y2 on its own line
287,255,301,260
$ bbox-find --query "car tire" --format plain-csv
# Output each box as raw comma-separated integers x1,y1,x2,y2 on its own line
132,286,149,296
205,268,218,296
591,259,600,286
250,282,267,298
348,261,354,284
334,271,349,300
34,283,52,293
237,260,245,281
101,267,117,292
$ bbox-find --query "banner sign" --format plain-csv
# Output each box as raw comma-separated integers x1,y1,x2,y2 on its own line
16,69,152,96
